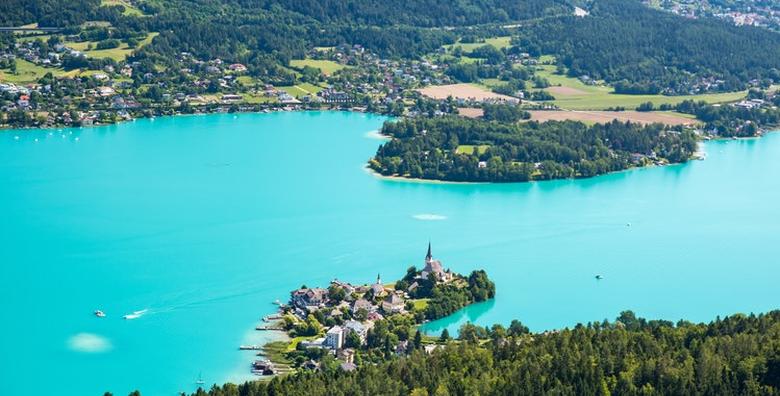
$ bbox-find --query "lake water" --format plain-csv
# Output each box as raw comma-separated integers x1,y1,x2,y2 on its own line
1,111,778,396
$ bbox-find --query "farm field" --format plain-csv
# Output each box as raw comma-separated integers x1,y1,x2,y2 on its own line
289,59,346,75
418,83,516,102
445,36,512,52
534,65,747,110
526,110,698,126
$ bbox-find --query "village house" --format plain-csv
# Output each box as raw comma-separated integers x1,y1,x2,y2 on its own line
228,63,247,72
382,293,405,313
291,287,328,310
343,320,368,343
351,298,375,313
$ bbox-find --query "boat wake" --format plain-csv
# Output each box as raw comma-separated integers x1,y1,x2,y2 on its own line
123,309,149,320
413,213,447,221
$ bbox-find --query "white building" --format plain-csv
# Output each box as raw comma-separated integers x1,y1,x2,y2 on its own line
324,326,344,350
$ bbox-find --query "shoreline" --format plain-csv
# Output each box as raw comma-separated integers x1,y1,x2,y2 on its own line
0,104,389,133
364,165,489,185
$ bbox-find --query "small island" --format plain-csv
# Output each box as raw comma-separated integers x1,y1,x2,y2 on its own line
248,243,495,375
369,114,699,183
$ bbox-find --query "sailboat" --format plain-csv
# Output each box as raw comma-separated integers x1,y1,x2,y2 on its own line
196,372,205,386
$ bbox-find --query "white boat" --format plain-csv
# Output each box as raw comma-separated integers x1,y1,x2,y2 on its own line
94,310,106,318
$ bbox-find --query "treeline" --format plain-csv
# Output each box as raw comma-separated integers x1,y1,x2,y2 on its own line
257,0,569,27
518,0,780,94
424,270,495,320
173,310,780,396
370,116,697,182
0,0,121,28
673,99,780,137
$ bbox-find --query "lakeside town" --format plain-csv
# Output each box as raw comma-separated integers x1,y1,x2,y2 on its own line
241,243,495,376
4,25,780,138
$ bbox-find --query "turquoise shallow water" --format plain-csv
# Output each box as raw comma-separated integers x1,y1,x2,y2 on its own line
1,111,778,395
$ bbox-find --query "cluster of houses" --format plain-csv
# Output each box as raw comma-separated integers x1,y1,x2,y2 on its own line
733,98,773,110
278,243,453,371
651,0,780,30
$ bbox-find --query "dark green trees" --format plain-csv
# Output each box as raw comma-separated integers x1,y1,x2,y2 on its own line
371,116,697,182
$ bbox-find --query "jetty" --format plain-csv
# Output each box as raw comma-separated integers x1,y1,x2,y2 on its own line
239,345,262,350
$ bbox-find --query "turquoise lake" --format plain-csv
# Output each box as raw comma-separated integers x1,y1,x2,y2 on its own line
1,111,778,395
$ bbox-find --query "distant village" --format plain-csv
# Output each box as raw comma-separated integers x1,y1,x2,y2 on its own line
1,36,514,128
647,0,780,33
244,243,494,376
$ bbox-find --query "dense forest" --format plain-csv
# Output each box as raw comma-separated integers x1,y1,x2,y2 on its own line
517,0,780,94
159,310,780,396
370,116,698,182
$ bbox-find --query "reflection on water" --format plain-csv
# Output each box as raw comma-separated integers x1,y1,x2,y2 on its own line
421,299,496,335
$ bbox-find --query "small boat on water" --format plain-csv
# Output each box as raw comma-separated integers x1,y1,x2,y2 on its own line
196,372,205,386
595,275,604,280
94,310,106,318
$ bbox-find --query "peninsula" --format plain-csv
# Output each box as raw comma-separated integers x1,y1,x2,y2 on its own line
247,243,495,376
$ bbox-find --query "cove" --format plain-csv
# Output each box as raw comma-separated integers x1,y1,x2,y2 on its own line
1,111,778,396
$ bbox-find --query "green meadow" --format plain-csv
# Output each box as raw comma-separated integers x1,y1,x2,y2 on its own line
534,65,747,110
289,59,347,75
445,36,512,52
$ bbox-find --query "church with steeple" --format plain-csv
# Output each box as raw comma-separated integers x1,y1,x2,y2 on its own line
420,242,452,282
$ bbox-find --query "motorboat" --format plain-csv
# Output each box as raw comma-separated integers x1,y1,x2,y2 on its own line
94,310,106,318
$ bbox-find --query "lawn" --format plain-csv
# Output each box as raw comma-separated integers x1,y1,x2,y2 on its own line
0,60,80,83
411,299,430,311
101,0,144,16
16,34,52,43
289,59,346,76
456,145,490,155
66,32,158,61
445,36,512,52
534,65,747,110
280,83,324,98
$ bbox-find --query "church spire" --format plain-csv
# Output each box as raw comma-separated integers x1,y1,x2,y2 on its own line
426,241,432,261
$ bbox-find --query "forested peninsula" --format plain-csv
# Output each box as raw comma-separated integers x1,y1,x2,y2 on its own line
172,310,780,396
369,116,698,183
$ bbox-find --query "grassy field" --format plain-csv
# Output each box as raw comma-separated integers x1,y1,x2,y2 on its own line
289,59,346,76
66,32,158,61
280,83,324,98
534,65,747,110
445,36,512,52
412,298,430,311
456,145,490,155
101,0,144,16
0,60,83,83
